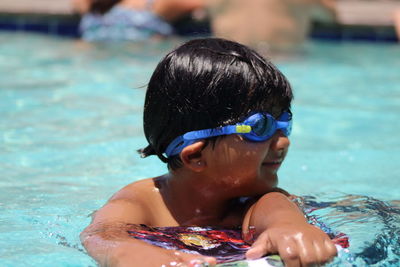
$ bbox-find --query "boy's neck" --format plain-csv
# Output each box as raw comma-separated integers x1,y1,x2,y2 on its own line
154,172,246,227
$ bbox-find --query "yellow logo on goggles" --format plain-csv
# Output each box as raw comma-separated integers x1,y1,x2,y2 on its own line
236,125,252,133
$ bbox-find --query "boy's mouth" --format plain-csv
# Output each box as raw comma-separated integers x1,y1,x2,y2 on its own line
262,159,283,169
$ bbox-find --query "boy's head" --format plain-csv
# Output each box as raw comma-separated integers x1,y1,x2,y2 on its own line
140,38,293,169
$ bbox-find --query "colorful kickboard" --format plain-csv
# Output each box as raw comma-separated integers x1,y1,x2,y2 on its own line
127,199,349,266
128,225,348,266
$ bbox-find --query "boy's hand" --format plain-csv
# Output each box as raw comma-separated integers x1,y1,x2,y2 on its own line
245,222,337,267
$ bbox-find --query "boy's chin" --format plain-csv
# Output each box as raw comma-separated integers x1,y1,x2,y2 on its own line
260,174,278,190
261,162,282,173
260,170,281,185
249,178,278,196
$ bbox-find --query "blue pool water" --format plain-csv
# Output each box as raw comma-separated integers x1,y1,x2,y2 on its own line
0,33,399,266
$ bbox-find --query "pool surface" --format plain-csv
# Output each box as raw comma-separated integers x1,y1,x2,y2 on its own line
0,33,399,266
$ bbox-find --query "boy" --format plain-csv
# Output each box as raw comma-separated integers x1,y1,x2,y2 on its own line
81,38,337,266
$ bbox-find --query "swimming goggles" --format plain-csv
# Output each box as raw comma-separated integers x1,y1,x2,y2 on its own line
165,111,292,157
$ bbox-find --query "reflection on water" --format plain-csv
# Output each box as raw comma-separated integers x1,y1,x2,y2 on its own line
300,194,400,266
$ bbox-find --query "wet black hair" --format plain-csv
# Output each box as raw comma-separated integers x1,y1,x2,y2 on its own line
89,0,121,14
139,38,293,170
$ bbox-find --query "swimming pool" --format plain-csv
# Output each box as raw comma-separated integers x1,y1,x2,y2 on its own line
0,33,399,266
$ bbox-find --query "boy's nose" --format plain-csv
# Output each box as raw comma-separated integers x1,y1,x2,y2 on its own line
269,130,290,151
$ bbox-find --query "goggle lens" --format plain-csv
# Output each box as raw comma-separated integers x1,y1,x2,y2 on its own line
251,114,274,137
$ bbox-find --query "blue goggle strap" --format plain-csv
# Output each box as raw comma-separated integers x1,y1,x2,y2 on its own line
164,125,252,157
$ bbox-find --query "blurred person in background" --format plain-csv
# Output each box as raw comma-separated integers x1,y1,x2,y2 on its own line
72,0,207,41
73,0,337,47
395,8,400,42
209,0,336,54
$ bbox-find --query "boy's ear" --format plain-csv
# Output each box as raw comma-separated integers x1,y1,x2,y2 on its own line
180,141,207,172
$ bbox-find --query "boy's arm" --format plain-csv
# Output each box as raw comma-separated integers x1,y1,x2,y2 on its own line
81,199,215,267
242,192,337,267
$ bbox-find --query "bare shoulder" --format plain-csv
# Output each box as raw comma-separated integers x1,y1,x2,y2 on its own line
109,177,159,202
91,176,166,226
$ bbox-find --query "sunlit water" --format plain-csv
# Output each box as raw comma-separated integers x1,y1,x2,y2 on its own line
0,33,399,266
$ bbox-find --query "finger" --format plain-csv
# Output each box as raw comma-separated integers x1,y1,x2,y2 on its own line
311,239,338,266
322,239,338,263
298,239,319,267
277,239,301,267
326,239,338,257
312,240,324,265
245,241,269,260
301,238,337,267
245,232,276,260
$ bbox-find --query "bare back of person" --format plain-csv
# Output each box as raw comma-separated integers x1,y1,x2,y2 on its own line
210,0,335,52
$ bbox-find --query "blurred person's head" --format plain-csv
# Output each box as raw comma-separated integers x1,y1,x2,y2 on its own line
73,0,122,14
89,0,122,14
